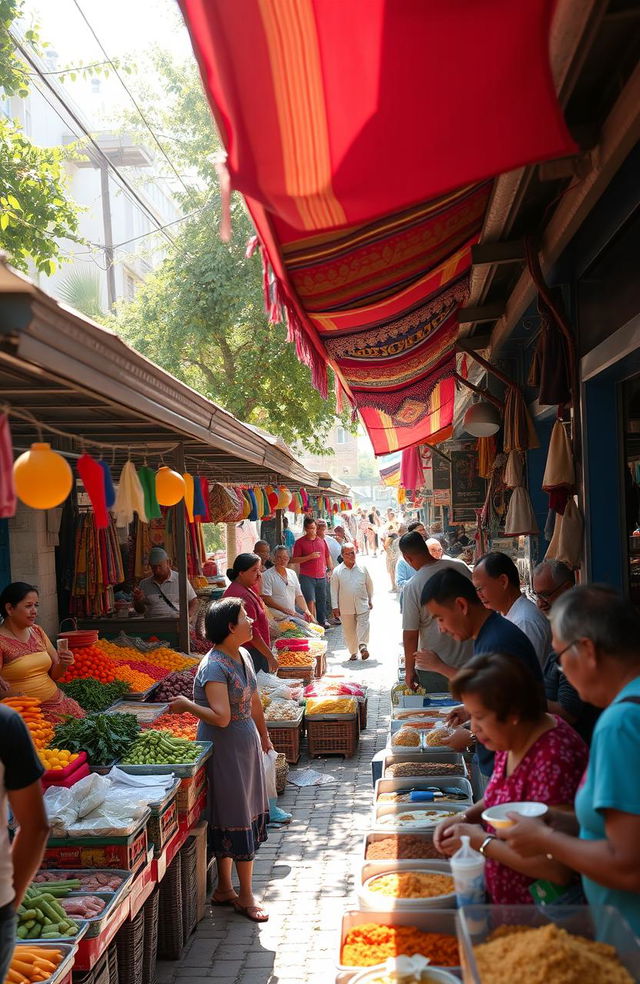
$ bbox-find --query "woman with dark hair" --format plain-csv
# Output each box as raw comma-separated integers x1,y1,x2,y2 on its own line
433,651,588,904
0,582,83,721
167,597,272,922
223,554,277,673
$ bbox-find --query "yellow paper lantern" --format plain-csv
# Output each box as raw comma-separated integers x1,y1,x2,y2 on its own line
13,442,73,509
155,466,185,506
183,473,195,522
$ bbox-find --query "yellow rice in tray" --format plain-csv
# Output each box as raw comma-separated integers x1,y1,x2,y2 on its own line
367,871,454,899
473,923,633,984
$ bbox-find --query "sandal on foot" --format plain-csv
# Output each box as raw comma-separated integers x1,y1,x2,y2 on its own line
232,901,269,923
349,653,358,661
211,891,238,907
359,646,370,660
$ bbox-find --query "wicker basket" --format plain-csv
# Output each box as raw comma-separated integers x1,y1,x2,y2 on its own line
306,714,359,758
142,886,160,984
157,853,183,960
73,947,110,984
275,753,288,794
277,664,314,685
115,908,145,984
266,720,303,764
107,943,118,984
180,837,198,944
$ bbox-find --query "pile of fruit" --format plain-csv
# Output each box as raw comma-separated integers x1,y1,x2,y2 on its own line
17,887,81,939
142,711,198,740
99,638,196,672
107,664,156,692
60,646,121,684
5,946,67,983
276,650,314,667
153,669,197,701
121,730,201,765
38,748,80,771
1,698,54,749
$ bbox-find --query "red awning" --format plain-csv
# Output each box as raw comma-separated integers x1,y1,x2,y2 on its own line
180,0,575,454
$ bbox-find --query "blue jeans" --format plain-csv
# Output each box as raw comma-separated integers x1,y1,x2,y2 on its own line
298,574,327,626
0,910,16,982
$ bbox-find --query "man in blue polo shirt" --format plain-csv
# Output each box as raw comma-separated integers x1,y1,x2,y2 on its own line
418,568,543,793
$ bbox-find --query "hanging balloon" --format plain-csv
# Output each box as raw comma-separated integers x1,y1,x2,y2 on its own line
277,486,292,510
13,442,72,509
155,466,185,506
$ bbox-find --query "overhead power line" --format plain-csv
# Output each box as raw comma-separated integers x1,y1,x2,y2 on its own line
71,0,193,198
12,34,177,249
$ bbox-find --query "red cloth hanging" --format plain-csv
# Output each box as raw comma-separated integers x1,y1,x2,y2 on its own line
0,414,16,519
77,453,109,529
400,447,425,492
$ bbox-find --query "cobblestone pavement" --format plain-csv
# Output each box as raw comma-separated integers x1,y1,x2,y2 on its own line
158,553,398,984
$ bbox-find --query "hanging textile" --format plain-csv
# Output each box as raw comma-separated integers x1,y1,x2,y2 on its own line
183,473,195,523
179,0,575,452
70,513,125,617
197,477,211,521
193,476,207,519
400,446,425,492
0,413,16,519
138,466,162,521
209,483,236,523
545,498,583,568
504,486,539,536
476,436,497,480
504,451,524,490
98,459,116,509
502,386,540,453
77,453,109,529
542,418,575,516
132,511,176,580
113,461,147,528
527,297,572,406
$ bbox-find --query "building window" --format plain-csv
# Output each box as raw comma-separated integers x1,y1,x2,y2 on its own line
124,271,139,302
336,426,347,445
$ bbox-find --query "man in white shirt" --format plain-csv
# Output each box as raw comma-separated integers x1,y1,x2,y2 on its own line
330,544,373,660
261,546,313,622
133,547,198,620
400,531,474,690
472,551,551,666
326,525,347,565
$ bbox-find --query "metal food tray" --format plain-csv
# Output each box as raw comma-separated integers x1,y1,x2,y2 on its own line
265,709,304,729
25,918,89,946
106,701,169,723
358,859,456,911
374,776,473,803
121,682,160,702
398,694,457,708
11,943,78,984
337,907,461,975
383,751,468,779
373,801,468,830
34,868,133,896
115,739,212,777
392,706,450,721
390,718,445,735
66,889,125,938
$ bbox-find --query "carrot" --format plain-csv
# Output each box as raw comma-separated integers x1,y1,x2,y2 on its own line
12,960,35,976
13,949,62,961
32,958,57,971
6,970,27,984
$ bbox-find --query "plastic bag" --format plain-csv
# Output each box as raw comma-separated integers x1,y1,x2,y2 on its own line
71,773,110,819
262,749,278,799
43,786,77,836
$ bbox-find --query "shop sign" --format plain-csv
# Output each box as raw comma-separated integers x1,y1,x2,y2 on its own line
451,447,486,523
432,455,451,506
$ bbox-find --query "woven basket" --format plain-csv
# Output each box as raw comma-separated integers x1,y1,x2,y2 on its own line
180,837,198,944
142,886,160,984
275,753,288,794
107,943,119,984
157,853,183,960
266,722,302,764
115,908,145,984
307,715,359,758
73,947,110,984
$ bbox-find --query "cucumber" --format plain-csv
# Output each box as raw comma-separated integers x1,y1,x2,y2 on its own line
16,925,28,939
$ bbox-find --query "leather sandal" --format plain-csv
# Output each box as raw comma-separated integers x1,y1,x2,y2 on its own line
232,901,269,922
359,645,370,660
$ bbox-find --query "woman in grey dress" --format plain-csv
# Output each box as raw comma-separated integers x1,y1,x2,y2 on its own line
167,597,272,922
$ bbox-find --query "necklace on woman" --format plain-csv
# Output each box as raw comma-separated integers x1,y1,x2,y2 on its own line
4,622,30,643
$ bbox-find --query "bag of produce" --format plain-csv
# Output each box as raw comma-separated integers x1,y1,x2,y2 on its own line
262,749,278,799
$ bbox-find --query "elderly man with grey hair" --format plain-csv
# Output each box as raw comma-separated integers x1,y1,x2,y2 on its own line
331,543,373,660
532,560,598,744
260,546,314,622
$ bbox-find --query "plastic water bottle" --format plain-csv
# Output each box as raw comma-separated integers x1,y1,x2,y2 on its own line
450,834,486,906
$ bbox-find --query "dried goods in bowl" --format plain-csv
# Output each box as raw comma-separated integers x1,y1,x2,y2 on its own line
364,871,455,900
341,924,459,968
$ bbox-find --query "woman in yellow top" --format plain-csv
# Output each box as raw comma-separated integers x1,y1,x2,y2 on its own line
0,582,84,722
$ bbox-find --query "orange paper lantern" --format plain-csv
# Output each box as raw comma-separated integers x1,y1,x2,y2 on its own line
155,466,185,506
13,442,73,509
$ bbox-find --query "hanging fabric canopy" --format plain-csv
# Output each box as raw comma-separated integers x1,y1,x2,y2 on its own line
180,0,575,454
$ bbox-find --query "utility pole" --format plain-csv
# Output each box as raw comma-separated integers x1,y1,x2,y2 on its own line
99,161,116,310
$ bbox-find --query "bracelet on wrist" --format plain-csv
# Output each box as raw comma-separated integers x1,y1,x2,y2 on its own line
479,834,496,857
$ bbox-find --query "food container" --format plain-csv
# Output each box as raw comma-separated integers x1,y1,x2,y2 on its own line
264,706,304,728
375,777,473,805
115,740,212,778
373,803,467,831
68,890,126,939
25,919,90,945
358,860,455,911
390,719,443,736
105,701,169,723
34,868,133,895
398,696,457,709
384,752,468,780
337,908,460,975
350,964,460,984
392,708,450,722
362,831,442,864
480,801,547,831
121,682,160,702
456,904,640,984
11,943,77,984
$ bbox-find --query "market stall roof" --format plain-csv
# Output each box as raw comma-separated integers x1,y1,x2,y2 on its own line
179,0,576,455
0,259,322,488
312,472,352,498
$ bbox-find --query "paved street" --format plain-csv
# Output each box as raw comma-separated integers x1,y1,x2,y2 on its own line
158,554,398,984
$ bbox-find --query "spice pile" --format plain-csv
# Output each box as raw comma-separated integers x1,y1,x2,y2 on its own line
367,872,454,899
365,835,441,861
341,925,459,967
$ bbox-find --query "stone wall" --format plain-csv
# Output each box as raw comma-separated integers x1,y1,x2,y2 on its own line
8,502,59,639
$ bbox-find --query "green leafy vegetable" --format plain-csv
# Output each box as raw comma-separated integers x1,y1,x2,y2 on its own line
59,678,130,712
53,713,140,766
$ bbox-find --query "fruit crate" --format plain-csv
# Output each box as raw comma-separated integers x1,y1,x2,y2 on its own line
147,787,179,857
176,766,207,814
307,714,359,758
277,664,314,685
44,821,149,875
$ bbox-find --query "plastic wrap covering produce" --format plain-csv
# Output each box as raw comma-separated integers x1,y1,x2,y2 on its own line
264,699,301,722
256,671,302,701
121,730,200,765
303,681,365,698
305,696,357,715
44,770,175,837
153,670,197,702
391,727,421,748
53,712,140,766
1,697,54,748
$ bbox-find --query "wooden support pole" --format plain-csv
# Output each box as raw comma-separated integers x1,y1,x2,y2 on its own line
453,372,504,410
173,442,190,654
225,522,238,568
458,302,506,325
470,241,525,266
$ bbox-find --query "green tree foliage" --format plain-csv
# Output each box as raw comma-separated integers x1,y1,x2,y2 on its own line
111,53,345,453
0,0,80,273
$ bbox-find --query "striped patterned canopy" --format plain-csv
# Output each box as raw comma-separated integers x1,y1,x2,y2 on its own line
180,0,574,454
